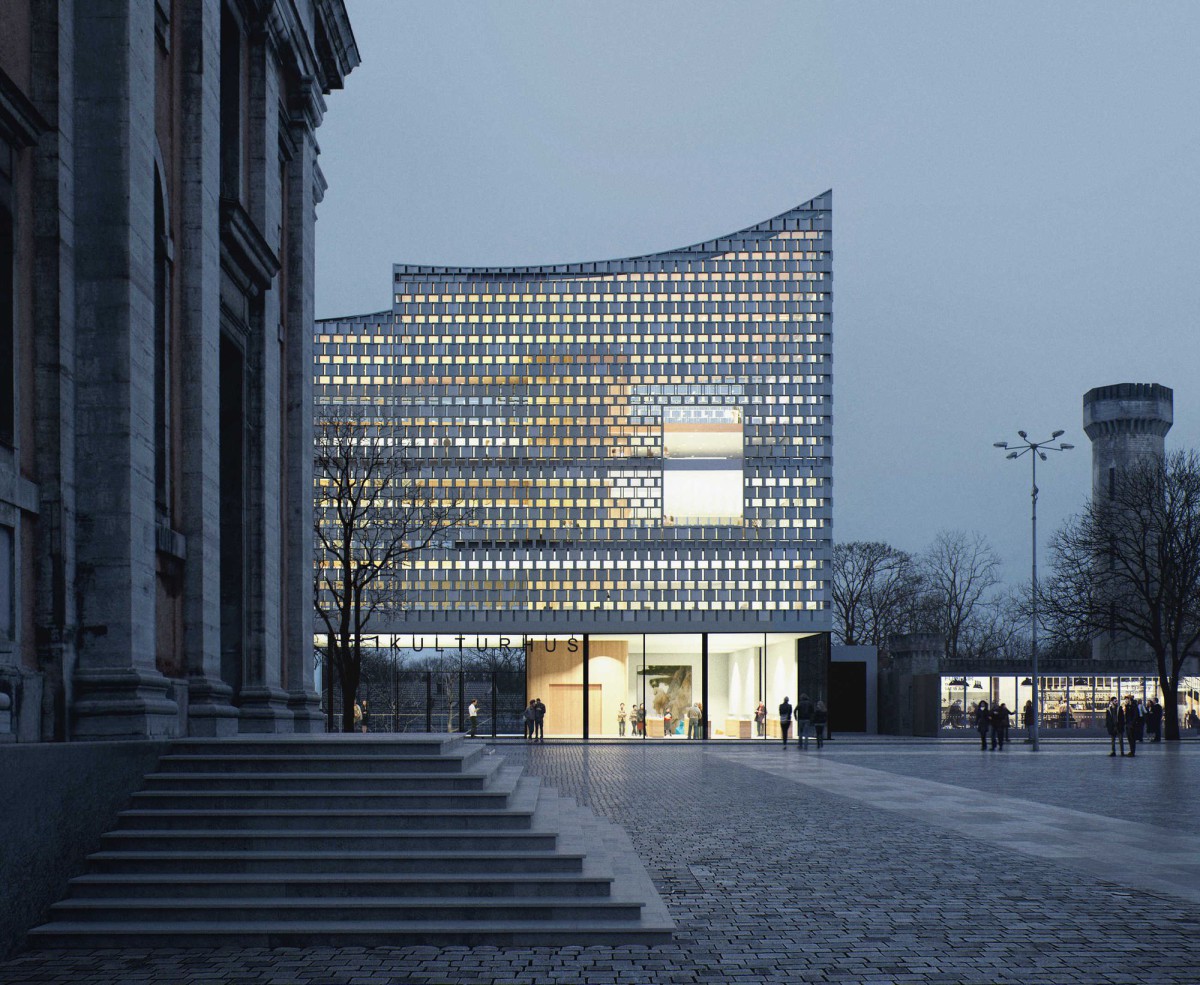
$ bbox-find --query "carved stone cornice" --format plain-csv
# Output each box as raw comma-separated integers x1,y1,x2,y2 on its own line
219,196,281,295
0,66,49,148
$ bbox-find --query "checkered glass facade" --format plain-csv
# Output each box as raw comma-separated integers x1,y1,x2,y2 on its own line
316,192,833,636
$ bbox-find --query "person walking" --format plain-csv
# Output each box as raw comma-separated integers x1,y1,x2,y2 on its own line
1122,695,1140,757
533,697,546,742
754,702,766,738
617,702,627,737
813,700,828,749
467,699,478,738
991,702,1010,750
778,696,793,748
1105,696,1122,756
794,693,814,750
976,700,992,751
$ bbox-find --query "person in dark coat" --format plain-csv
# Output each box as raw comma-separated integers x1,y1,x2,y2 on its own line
778,696,793,747
991,702,1011,750
813,700,828,749
794,693,814,750
1122,695,1140,757
976,700,991,751
1104,696,1122,756
1147,698,1163,742
523,700,536,741
533,698,546,742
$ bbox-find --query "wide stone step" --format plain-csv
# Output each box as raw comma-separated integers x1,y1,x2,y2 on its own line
170,736,460,758
115,807,537,832
99,828,560,853
154,754,481,774
25,919,674,948
128,787,520,811
141,770,497,792
68,872,612,900
85,849,587,876
46,897,645,924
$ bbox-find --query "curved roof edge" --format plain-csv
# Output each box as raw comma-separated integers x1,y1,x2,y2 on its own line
393,190,831,278
316,308,391,325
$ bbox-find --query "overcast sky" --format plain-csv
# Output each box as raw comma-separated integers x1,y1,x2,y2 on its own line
315,0,1200,587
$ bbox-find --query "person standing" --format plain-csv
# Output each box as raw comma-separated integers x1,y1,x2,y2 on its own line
794,693,814,750
754,702,766,738
686,701,701,739
1148,698,1163,742
359,699,370,734
1123,695,1140,757
637,703,646,736
778,696,793,748
523,700,536,742
991,702,1010,750
533,697,546,742
617,702,627,737
467,699,479,738
1105,696,1122,756
1023,699,1034,743
813,700,828,749
976,700,991,751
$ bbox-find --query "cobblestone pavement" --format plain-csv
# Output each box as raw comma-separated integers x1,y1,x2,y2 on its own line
2,739,1198,985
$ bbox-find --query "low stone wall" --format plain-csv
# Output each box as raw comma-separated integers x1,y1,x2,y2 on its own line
0,741,169,958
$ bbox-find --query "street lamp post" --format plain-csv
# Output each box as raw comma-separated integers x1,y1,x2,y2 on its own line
994,430,1073,752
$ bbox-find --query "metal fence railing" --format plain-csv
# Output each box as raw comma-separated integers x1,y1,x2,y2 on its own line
324,669,526,736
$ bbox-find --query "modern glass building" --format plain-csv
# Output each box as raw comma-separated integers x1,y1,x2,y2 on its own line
315,192,834,738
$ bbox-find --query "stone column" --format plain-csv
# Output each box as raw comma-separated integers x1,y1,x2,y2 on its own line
176,0,236,735
283,100,323,731
236,25,291,731
30,0,76,740
70,0,177,738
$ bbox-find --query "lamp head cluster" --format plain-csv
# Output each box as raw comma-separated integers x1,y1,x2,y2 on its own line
994,432,1073,459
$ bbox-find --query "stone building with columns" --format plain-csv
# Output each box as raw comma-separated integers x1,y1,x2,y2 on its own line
0,0,358,741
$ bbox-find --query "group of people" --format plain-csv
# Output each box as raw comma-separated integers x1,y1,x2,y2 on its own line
523,698,547,741
972,699,1013,750
777,693,828,749
617,702,648,736
1104,694,1164,756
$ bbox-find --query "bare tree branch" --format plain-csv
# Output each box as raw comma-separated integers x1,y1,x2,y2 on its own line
314,416,475,732
1046,450,1200,739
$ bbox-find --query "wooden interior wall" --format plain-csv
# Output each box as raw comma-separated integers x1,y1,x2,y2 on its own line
527,639,628,736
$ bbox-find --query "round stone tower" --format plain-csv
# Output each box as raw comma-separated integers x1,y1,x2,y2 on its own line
1082,383,1173,504
1082,383,1172,665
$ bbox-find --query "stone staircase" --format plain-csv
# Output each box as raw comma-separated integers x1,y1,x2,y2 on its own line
25,734,673,947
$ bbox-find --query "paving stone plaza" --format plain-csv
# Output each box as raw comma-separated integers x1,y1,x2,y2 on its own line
2,736,1198,985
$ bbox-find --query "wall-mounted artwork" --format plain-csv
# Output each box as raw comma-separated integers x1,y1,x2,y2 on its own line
640,665,693,724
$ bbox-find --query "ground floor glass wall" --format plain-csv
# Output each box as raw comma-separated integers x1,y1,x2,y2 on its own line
326,632,825,738
940,674,1200,733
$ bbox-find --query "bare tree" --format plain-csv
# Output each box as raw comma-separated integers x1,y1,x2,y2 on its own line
918,530,1003,661
832,541,918,648
1046,450,1200,740
314,416,473,732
